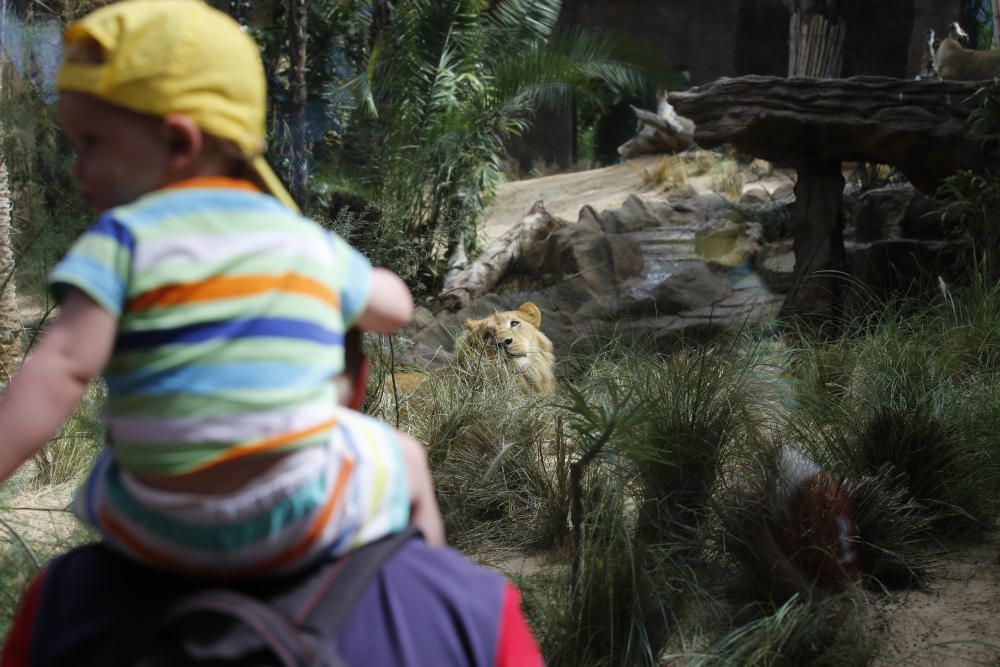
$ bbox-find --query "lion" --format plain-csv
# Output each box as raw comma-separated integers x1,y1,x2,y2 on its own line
380,302,557,407
455,302,557,394
933,22,1000,81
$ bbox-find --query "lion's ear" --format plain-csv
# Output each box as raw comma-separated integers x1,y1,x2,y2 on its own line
464,318,481,331
517,302,542,328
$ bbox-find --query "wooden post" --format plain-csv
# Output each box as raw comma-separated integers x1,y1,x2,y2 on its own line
780,159,846,330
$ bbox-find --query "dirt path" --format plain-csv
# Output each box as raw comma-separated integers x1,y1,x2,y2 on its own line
481,153,795,245
481,155,668,241
873,537,1000,666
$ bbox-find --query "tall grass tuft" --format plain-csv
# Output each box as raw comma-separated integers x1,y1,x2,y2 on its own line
665,593,873,667
713,453,851,607
28,382,105,489
540,476,677,667
785,295,994,536
843,466,935,590
373,353,563,554
854,408,965,513
613,345,776,544
533,339,783,665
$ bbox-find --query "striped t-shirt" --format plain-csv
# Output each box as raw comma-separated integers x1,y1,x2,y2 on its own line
49,178,372,476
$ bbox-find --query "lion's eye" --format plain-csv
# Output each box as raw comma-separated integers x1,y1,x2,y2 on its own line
511,320,520,328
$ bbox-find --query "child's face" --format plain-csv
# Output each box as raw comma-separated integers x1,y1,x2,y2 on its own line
58,93,172,212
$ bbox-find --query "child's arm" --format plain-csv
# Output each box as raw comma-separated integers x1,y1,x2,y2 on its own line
0,289,115,482
353,268,414,334
398,433,445,547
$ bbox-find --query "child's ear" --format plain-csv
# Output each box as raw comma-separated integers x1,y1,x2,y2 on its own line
161,114,203,167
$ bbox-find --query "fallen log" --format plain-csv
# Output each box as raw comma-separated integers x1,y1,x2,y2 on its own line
439,201,562,310
617,97,695,159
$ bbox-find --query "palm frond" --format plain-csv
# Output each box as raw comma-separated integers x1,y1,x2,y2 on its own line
486,0,561,48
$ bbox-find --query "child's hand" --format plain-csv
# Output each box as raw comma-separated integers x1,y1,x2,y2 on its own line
399,434,445,547
355,269,413,335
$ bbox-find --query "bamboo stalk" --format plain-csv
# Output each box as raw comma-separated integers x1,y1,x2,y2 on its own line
798,18,808,75
788,11,799,76
815,14,827,76
829,20,846,78
806,14,821,76
824,24,834,78
823,21,836,78
817,15,828,75
795,21,809,76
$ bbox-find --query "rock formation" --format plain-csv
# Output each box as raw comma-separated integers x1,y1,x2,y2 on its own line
670,75,997,322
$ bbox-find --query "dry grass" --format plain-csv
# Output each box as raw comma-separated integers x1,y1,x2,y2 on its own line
632,155,688,189
3,280,999,664
710,161,745,201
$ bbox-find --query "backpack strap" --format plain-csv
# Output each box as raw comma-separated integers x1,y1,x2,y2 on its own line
153,589,339,667
44,528,422,667
294,526,421,635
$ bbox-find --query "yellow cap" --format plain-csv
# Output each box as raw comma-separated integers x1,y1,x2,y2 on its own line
56,0,298,212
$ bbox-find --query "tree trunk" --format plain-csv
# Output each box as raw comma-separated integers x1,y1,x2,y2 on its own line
0,162,19,379
0,1,21,378
993,0,1000,48
439,201,561,310
287,0,309,208
780,159,845,332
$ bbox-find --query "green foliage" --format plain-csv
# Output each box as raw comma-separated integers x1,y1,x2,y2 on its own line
966,0,996,50
324,0,660,291
366,350,563,553
940,168,1000,273
613,345,775,543
939,79,1000,275
29,382,104,488
785,289,1000,536
666,593,873,667
0,73,92,299
844,466,934,590
317,194,429,289
541,478,670,667
735,199,794,243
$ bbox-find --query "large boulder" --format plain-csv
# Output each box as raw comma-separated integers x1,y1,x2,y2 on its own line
853,185,952,242
399,192,779,365
396,170,963,370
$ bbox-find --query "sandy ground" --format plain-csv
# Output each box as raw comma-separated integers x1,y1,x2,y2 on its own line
480,153,796,244
873,538,1000,667
482,155,669,237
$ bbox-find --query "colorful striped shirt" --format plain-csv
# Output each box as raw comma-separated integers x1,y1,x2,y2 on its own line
49,178,373,476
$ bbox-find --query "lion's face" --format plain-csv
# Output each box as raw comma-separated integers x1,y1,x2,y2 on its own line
459,302,556,393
